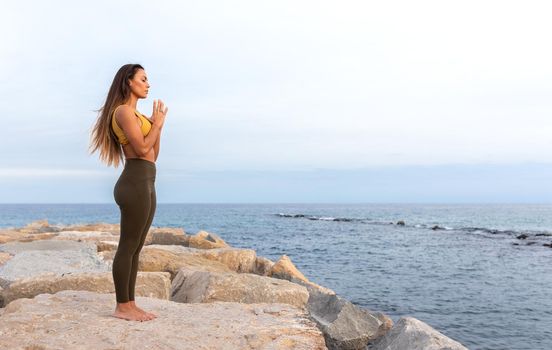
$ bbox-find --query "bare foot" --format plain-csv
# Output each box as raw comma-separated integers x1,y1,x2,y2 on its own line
112,302,151,322
130,300,157,320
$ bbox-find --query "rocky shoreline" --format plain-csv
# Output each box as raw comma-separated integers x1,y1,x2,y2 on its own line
0,220,468,350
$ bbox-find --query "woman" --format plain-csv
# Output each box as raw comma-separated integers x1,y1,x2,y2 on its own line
89,63,168,322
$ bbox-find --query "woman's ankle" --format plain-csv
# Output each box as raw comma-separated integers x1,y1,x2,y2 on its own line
115,301,133,309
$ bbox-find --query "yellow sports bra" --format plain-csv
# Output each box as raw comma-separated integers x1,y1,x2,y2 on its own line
111,105,152,145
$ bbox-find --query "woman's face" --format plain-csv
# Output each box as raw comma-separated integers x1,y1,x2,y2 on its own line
128,69,150,99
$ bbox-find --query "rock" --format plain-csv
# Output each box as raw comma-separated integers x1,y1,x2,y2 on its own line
255,256,275,275
18,219,61,234
267,256,391,350
0,228,57,243
59,222,120,234
367,317,468,350
396,221,405,226
52,230,120,242
171,268,309,308
144,244,258,273
101,247,233,280
193,247,257,273
188,230,229,249
0,271,170,307
307,288,386,350
0,234,15,244
0,252,12,266
431,225,445,231
146,227,189,246
0,290,328,349
374,312,394,337
96,240,118,252
516,234,528,240
0,240,109,287
0,239,95,254
269,254,309,283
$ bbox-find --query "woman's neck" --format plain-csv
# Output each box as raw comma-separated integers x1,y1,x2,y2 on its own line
125,95,139,110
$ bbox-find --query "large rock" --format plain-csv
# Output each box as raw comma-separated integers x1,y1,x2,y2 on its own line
269,254,309,283
188,230,229,249
144,245,258,273
0,271,170,307
146,227,189,246
266,253,336,299
264,251,391,349
190,247,257,273
0,240,109,287
368,317,468,350
308,288,390,350
171,268,309,308
100,247,233,279
0,290,328,350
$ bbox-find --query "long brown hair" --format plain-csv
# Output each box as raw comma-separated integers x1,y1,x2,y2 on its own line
88,63,144,168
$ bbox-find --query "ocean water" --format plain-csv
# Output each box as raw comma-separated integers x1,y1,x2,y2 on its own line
1,203,551,350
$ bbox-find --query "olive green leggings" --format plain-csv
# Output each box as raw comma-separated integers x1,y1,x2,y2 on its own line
112,158,156,303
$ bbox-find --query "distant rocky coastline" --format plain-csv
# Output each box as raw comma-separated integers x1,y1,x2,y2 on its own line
0,220,468,350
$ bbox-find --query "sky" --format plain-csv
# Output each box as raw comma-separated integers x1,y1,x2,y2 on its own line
1,0,551,203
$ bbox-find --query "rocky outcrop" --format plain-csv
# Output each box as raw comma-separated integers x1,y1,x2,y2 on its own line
0,221,468,350
171,268,309,308
368,317,468,350
0,290,328,350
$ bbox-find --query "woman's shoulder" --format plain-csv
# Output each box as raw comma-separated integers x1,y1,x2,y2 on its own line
113,105,137,122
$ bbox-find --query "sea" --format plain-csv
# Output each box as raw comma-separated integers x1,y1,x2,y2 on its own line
1,203,551,350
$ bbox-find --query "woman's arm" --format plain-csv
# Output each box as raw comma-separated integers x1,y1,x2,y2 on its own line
153,130,161,161
115,106,161,156
143,114,162,161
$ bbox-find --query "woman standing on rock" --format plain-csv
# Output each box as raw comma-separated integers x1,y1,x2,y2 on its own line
89,64,168,322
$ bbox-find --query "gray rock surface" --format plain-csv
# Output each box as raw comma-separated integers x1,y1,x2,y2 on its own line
0,290,328,350
0,240,109,287
368,317,468,350
307,288,386,350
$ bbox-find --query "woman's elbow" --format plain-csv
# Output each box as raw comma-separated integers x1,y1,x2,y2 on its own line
138,146,149,157
130,143,148,157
